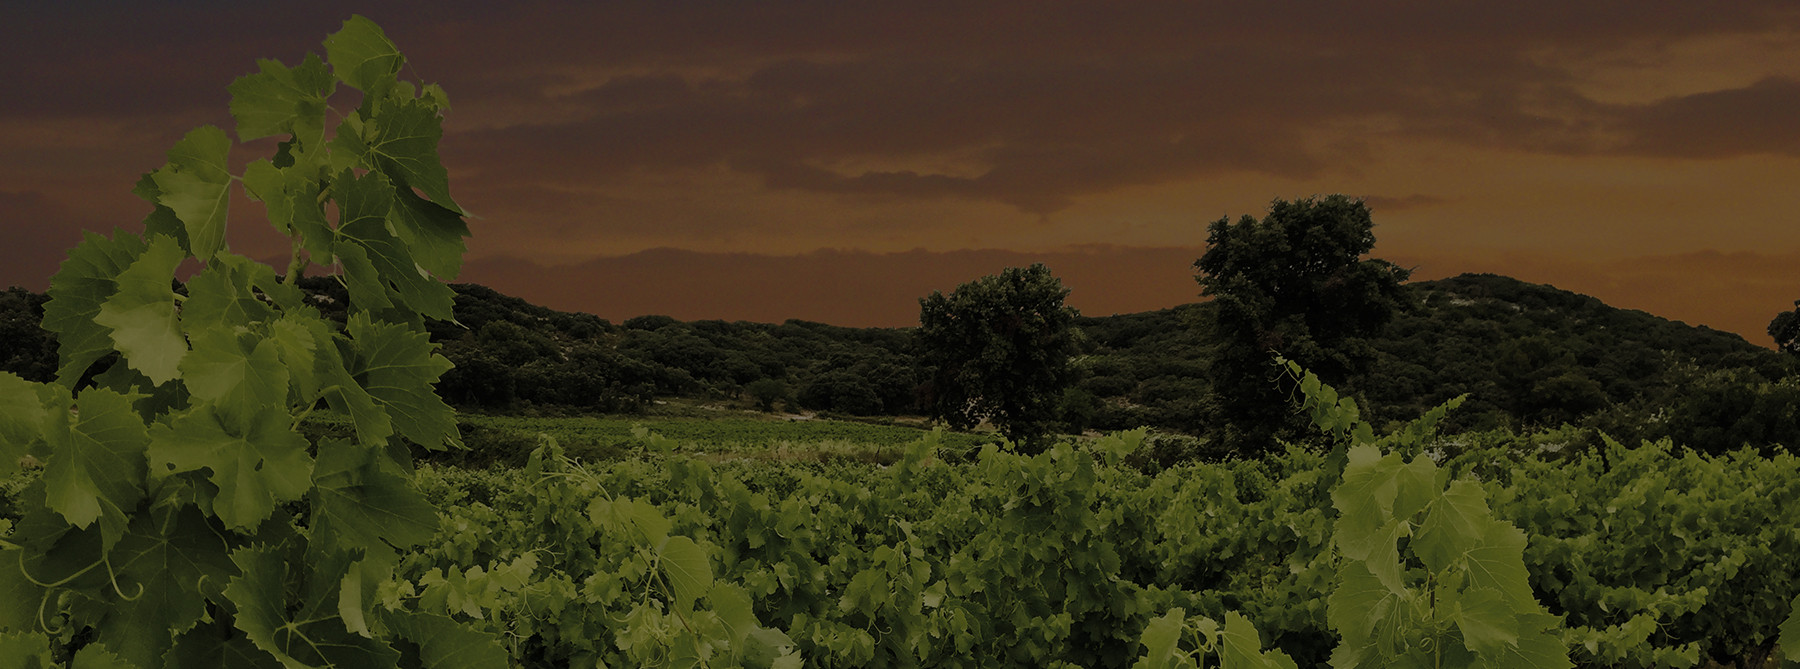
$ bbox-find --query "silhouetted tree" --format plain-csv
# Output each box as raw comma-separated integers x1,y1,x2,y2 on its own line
1195,195,1410,453
1771,300,1800,354
917,264,1080,451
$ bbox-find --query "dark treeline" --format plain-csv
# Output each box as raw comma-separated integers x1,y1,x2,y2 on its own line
3,271,1796,455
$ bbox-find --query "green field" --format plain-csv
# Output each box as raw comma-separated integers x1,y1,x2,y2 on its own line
304,409,1004,466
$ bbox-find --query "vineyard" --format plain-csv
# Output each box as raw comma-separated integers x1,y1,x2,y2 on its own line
0,15,1798,669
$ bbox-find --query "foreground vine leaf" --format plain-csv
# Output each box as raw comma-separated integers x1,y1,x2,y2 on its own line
0,15,506,667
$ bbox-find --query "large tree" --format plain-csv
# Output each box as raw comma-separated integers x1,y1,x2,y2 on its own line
918,263,1080,451
1195,195,1410,452
1771,300,1799,354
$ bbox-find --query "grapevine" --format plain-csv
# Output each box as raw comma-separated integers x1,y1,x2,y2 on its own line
0,16,503,668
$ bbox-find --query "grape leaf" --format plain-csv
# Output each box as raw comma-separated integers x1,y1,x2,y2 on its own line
269,316,320,401
0,373,51,477
1777,595,1799,667
1414,480,1498,574
1328,560,1409,647
0,631,55,668
226,544,401,669
182,254,279,329
228,53,333,145
177,327,287,429
324,15,404,95
345,314,458,449
148,405,313,531
42,231,149,387
93,234,188,385
1446,586,1519,658
133,173,192,251
388,180,468,280
1221,611,1298,669
240,160,292,234
164,618,286,669
313,325,395,447
41,387,148,549
333,170,456,322
1136,609,1184,667
365,99,459,213
660,535,713,610
385,611,509,669
150,126,233,260
97,502,236,668
310,438,439,555
1463,523,1538,609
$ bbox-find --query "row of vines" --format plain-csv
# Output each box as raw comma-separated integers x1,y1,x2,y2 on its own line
0,14,1796,669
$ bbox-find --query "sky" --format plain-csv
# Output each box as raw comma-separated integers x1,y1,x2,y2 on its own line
2,2,1798,345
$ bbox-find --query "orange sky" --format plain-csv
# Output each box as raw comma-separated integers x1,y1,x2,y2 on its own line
3,2,1797,344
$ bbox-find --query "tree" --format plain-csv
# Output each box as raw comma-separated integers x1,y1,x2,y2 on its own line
1771,300,1799,354
917,264,1080,451
1195,195,1410,453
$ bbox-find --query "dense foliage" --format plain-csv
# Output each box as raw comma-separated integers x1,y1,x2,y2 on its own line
0,17,520,667
917,264,1081,450
1194,196,1411,454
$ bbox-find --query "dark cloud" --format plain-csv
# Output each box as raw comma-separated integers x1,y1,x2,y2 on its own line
3,1,1799,341
1612,77,1800,158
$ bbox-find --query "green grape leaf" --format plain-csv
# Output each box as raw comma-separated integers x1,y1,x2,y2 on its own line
1463,523,1539,611
92,234,188,385
1414,480,1498,575
333,170,456,321
1221,611,1298,669
41,387,148,548
182,254,279,329
366,99,459,213
43,231,149,386
324,15,403,94
151,126,233,260
384,611,509,669
1485,625,1573,669
148,405,313,531
228,53,333,145
71,646,135,669
345,315,458,449
310,439,439,554
240,159,292,234
1778,595,1799,666
1328,560,1407,645
133,173,192,251
287,174,334,261
177,327,287,429
659,535,713,610
388,182,468,280
709,582,759,647
97,501,235,669
269,316,320,401
164,618,286,669
1332,444,1395,542
0,373,52,477
1136,608,1184,667
1447,587,1519,658
0,631,55,667
226,544,401,669
313,326,395,446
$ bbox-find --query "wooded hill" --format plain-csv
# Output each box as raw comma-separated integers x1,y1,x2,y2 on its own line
3,272,1794,453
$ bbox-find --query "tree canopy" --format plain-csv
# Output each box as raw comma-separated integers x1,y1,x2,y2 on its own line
917,264,1080,451
1771,300,1799,354
1195,195,1410,452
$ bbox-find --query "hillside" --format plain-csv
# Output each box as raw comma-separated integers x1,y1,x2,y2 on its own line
3,273,1794,451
